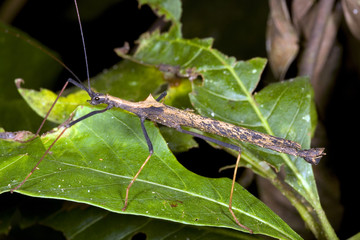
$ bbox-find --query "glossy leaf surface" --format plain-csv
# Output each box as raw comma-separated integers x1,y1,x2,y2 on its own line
1,106,301,239
42,203,260,240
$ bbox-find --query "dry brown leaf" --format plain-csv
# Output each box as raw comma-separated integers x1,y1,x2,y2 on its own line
291,0,315,32
342,0,360,40
266,0,299,79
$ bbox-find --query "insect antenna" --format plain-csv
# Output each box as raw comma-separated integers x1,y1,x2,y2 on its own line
1,11,90,142
11,0,100,192
15,0,96,143
0,24,83,84
73,0,91,92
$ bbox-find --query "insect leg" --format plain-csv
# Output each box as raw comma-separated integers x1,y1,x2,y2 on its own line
229,151,253,233
66,106,112,128
156,91,167,102
17,77,89,144
176,127,253,233
122,116,153,211
10,127,68,193
11,106,111,192
176,127,241,152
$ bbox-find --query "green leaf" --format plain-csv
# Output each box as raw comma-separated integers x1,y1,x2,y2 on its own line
17,82,89,124
139,0,182,33
159,127,198,153
193,75,319,204
42,204,260,240
139,0,182,22
1,106,301,239
0,22,62,131
348,232,360,240
254,78,319,203
91,61,165,101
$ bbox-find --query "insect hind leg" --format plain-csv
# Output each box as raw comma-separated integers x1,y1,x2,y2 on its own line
175,127,253,233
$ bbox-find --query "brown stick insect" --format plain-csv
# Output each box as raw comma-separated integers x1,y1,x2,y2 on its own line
9,0,325,234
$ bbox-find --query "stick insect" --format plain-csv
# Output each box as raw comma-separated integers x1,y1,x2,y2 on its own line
8,0,325,234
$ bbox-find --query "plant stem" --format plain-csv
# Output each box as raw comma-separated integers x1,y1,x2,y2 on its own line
271,177,338,239
236,150,339,239
270,178,321,238
313,201,338,240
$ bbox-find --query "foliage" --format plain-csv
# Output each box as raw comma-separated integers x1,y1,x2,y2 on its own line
0,0,340,239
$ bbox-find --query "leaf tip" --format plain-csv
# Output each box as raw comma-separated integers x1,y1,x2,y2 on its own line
15,78,25,89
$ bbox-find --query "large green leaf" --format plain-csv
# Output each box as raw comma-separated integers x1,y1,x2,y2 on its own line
1,106,301,239
42,203,260,240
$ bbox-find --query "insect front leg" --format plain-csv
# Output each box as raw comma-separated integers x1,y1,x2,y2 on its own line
122,116,154,211
121,91,166,209
11,106,112,193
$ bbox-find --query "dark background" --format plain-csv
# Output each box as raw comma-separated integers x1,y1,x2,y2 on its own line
1,0,359,239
